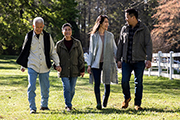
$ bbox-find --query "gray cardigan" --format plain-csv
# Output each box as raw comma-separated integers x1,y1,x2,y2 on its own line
88,31,118,84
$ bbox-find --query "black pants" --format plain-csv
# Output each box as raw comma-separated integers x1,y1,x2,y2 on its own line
92,62,110,105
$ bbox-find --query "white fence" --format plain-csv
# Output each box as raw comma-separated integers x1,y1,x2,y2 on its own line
84,51,180,80
144,51,180,79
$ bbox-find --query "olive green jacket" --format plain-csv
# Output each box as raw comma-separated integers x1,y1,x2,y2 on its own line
55,37,84,78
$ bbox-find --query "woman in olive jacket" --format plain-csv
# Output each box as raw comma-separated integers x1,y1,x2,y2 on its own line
55,23,85,112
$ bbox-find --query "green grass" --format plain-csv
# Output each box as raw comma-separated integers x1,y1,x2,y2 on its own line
0,55,180,120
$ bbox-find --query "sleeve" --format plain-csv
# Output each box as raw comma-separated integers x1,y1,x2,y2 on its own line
116,27,124,62
87,34,94,66
112,34,117,59
49,35,60,66
77,41,85,71
22,34,28,49
144,26,152,61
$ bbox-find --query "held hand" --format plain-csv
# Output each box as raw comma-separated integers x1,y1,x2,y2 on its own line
56,66,62,72
80,72,85,77
21,67,25,72
117,61,122,68
87,66,91,74
145,60,151,69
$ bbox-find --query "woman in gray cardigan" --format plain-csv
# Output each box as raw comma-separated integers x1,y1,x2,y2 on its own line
87,15,117,110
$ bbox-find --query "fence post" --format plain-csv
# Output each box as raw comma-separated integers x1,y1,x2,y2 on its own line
169,51,174,80
158,51,162,77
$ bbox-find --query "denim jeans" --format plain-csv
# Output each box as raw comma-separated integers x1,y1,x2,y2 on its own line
92,62,110,105
121,61,145,106
27,68,50,111
61,77,77,107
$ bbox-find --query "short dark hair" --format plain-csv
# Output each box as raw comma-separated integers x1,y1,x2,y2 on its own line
125,8,138,19
62,23,72,31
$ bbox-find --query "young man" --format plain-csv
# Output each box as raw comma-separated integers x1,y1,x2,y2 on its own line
116,9,152,110
16,17,61,114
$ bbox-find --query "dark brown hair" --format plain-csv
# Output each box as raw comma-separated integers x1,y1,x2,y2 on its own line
90,15,108,34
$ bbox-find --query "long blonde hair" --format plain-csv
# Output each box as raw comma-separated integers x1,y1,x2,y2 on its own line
90,15,108,34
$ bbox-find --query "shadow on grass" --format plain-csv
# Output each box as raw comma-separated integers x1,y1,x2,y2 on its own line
36,107,180,115
0,76,28,87
143,78,180,95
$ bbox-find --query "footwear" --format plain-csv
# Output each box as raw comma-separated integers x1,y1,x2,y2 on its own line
30,110,36,114
66,107,72,112
121,97,131,109
134,105,143,110
102,95,109,108
40,107,50,110
96,104,102,110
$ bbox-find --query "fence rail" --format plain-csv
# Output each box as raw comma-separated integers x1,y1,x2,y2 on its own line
84,51,180,80
144,51,180,79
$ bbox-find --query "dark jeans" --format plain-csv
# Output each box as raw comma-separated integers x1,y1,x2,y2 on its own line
92,63,110,105
122,61,145,106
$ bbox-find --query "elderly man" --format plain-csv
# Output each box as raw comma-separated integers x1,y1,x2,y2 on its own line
16,17,61,114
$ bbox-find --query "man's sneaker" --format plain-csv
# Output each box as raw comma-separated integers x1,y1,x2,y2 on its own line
121,97,131,109
30,110,36,114
66,107,72,112
40,107,50,110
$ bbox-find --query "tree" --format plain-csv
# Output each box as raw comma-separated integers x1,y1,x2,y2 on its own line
76,0,158,51
0,0,79,55
151,0,180,53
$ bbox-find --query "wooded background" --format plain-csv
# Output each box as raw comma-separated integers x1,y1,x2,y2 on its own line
0,0,179,55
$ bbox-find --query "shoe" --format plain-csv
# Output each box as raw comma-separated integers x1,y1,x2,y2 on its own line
30,110,36,114
96,104,102,110
134,105,143,110
67,107,72,112
40,107,50,110
121,97,131,109
102,95,109,108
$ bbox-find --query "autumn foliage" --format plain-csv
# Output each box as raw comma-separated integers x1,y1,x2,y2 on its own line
151,0,180,53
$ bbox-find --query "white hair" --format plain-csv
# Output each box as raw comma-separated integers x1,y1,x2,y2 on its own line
33,17,44,26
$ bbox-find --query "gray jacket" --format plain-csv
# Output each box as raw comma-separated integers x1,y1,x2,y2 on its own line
88,31,118,84
116,21,152,62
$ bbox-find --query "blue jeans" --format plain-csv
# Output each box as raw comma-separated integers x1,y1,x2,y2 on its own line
121,61,145,106
27,68,50,111
61,77,77,107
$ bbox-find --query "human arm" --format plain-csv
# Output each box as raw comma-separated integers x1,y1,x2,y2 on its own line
116,27,124,68
77,41,85,77
87,34,94,74
144,26,152,62
21,66,25,72
49,35,61,71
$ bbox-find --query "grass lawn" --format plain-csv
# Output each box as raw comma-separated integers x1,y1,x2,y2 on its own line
0,55,180,120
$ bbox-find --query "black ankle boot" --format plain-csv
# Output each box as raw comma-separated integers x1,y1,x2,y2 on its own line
95,93,102,110
103,95,109,108
96,104,102,110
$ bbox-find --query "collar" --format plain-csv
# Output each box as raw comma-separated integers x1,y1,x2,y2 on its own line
33,30,44,37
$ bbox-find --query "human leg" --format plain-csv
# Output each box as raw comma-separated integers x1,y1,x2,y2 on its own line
27,68,38,111
102,84,110,107
69,77,78,104
39,71,50,109
133,61,145,107
61,77,72,108
121,62,132,100
92,68,102,109
121,62,133,108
